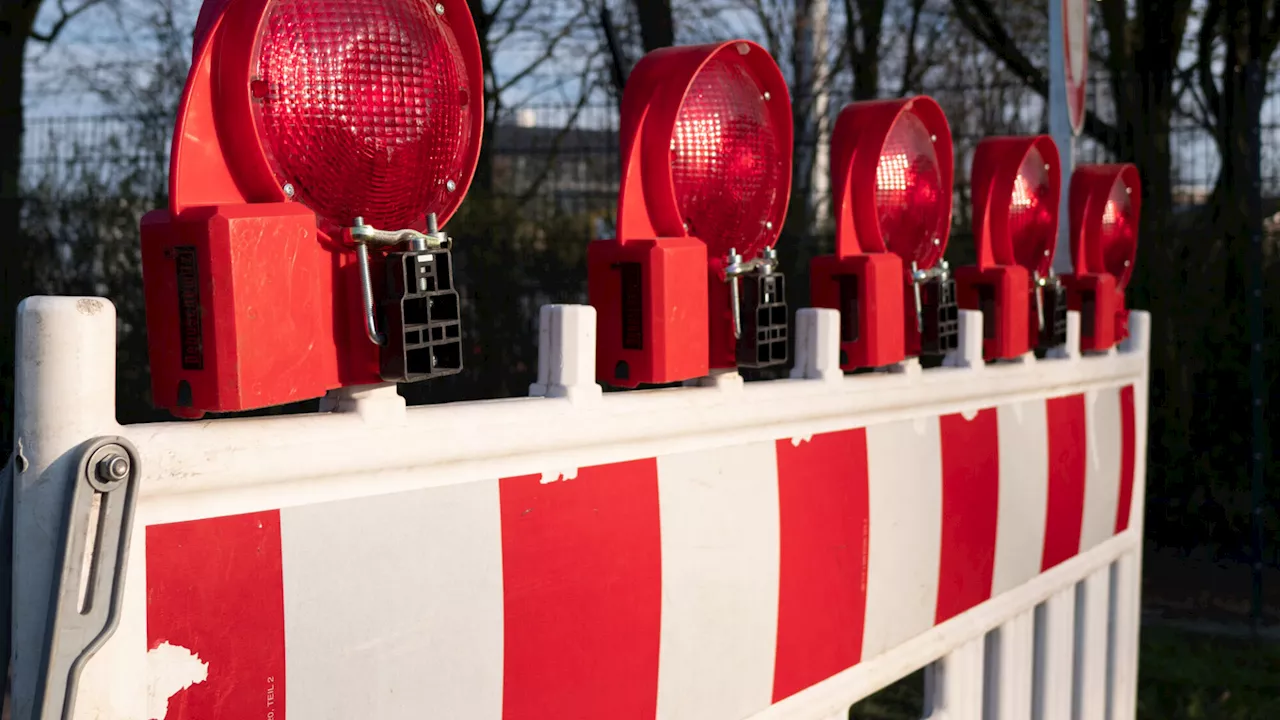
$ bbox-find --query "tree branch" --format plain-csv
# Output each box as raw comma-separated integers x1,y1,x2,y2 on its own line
1262,0,1280,60
951,0,1122,155
1197,0,1223,133
29,0,106,43
516,60,598,205
495,9,587,94
898,0,925,97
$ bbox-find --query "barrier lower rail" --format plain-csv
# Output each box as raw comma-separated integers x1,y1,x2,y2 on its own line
8,297,1148,720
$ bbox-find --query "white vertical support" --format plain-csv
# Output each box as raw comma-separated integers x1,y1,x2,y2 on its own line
318,383,407,424
1120,309,1151,356
11,297,120,717
1033,587,1077,720
1073,568,1110,719
987,609,1035,720
923,635,986,720
528,304,603,403
789,308,842,382
1046,311,1082,361
1108,551,1141,720
942,309,985,370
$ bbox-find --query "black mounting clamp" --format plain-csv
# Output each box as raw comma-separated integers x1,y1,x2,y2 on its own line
911,260,960,356
350,214,464,383
1036,272,1068,350
724,246,789,369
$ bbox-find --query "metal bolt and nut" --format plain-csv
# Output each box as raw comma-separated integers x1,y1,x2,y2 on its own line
87,444,132,491
97,454,130,484
283,183,296,198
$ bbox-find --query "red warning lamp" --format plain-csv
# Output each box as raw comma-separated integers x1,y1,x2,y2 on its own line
141,0,483,418
1062,164,1141,352
810,96,955,370
589,40,793,387
955,135,1064,360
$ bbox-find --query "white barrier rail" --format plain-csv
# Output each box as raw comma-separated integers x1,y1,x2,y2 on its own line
8,297,1148,720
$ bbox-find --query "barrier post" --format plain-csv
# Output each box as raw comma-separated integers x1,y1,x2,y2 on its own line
11,297,119,717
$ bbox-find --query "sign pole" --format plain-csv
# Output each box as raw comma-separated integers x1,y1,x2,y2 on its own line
1048,0,1074,275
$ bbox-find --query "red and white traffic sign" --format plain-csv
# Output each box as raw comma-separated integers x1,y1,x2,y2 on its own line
1064,0,1089,135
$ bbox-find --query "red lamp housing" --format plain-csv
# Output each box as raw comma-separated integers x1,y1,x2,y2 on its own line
810,96,955,369
955,135,1062,360
589,40,793,387
1062,164,1141,352
141,0,483,417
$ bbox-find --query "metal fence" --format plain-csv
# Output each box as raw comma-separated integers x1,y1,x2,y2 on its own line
25,95,1280,219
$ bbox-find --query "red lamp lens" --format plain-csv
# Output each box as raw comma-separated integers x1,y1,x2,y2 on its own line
252,0,474,231
1009,146,1056,274
670,52,783,261
875,111,947,268
1100,179,1138,283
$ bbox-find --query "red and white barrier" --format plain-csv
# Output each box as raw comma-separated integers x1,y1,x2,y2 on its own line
9,299,1148,720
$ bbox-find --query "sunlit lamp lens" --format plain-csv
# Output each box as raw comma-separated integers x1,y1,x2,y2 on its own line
252,0,474,230
670,53,783,260
875,111,946,266
1008,146,1056,273
1100,179,1137,282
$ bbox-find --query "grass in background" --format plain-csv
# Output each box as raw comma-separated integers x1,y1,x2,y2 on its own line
846,625,1280,719
1137,625,1280,719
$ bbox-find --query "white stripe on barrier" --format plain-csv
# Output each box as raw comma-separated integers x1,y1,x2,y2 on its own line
655,442,782,720
862,418,943,659
279,481,505,720
992,401,1050,595
1080,388,1122,551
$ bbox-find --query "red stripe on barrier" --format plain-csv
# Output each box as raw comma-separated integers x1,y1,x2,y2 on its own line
772,429,870,702
1116,385,1137,533
146,511,286,720
936,409,1000,624
1042,394,1087,570
499,460,663,719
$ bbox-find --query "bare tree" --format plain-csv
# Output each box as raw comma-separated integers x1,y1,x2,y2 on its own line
1,0,113,457
467,0,600,195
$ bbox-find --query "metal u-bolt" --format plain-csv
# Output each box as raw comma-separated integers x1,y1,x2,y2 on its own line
727,248,744,340
1034,272,1047,332
354,217,387,346
911,261,925,333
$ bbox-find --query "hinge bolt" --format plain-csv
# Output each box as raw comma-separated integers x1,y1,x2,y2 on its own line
96,454,130,484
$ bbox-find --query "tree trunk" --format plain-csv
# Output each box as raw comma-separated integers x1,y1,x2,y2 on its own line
467,0,496,196
0,3,39,459
849,0,885,101
632,0,674,52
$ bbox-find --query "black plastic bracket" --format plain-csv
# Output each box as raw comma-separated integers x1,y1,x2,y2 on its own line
380,249,464,383
1039,280,1068,350
920,275,960,356
737,270,789,369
